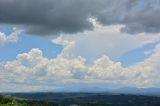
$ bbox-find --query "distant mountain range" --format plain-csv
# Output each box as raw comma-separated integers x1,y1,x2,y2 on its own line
1,87,160,97
111,87,160,96
52,87,160,96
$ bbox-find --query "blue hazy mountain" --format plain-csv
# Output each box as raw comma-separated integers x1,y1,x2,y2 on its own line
111,87,160,96
52,87,160,96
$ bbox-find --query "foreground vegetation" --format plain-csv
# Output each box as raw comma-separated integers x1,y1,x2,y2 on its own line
0,95,48,106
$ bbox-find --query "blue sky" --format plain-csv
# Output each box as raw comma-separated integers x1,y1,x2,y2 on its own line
0,25,155,66
0,25,62,61
0,0,160,92
120,42,157,67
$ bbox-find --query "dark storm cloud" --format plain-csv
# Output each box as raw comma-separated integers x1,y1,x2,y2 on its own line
0,0,160,36
0,0,95,35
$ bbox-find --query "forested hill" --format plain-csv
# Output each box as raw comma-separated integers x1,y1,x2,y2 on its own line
1,93,160,106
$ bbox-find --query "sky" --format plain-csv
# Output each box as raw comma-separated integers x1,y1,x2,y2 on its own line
0,0,160,92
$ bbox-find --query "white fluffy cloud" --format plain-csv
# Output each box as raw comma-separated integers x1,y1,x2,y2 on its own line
0,28,21,47
54,22,160,62
1,37,160,91
1,22,160,91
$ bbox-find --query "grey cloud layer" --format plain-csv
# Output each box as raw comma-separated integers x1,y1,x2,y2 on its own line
0,0,160,35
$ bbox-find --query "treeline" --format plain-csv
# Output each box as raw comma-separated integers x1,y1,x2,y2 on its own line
1,94,160,106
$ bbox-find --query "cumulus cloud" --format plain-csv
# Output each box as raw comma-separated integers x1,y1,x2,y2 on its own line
0,28,21,46
53,24,160,61
1,38,160,91
0,0,160,35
